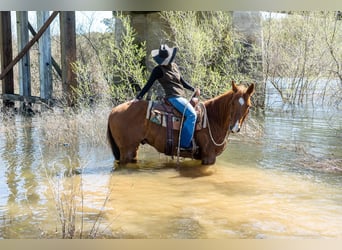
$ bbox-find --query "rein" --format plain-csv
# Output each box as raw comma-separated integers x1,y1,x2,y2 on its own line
200,102,229,147
173,90,230,164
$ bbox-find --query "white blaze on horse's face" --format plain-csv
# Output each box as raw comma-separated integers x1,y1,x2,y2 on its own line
239,97,245,106
231,120,240,133
230,97,245,133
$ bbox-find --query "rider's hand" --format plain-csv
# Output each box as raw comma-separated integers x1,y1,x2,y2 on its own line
194,88,200,97
131,98,139,103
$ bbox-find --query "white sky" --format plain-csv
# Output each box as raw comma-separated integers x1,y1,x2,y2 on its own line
75,11,113,33
10,11,113,36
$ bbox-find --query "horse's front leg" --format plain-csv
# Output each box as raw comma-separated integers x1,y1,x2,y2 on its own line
119,144,139,164
195,133,217,165
201,155,216,165
200,147,217,165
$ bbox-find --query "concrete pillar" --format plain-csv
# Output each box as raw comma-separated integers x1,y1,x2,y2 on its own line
129,12,170,70
115,11,169,70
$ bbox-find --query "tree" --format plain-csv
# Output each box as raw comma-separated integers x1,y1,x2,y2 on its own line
263,11,342,108
160,11,260,99
72,13,147,105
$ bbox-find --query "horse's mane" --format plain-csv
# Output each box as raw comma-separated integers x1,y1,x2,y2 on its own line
203,85,246,127
204,90,233,127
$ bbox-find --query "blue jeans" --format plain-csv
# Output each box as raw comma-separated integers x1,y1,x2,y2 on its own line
168,96,197,148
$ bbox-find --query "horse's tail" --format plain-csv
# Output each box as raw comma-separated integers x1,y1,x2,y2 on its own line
107,122,120,160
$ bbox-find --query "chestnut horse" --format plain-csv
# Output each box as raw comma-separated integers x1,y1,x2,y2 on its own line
107,82,255,165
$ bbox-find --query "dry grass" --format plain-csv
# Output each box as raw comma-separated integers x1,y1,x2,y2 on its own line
38,102,118,238
45,163,114,239
36,102,111,149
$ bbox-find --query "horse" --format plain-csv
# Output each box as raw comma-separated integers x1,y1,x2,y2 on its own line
107,82,255,165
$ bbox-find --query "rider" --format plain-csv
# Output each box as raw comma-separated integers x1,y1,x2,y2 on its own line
134,44,200,150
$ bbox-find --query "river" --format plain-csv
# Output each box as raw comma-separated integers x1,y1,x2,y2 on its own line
0,103,341,238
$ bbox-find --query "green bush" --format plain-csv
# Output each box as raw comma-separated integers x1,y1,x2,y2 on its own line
263,11,342,106
160,11,259,98
100,13,147,104
72,11,260,105
73,13,147,106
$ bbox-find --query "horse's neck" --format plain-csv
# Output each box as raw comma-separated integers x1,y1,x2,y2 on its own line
205,91,233,130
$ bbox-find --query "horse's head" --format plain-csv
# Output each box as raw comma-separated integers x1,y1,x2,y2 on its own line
229,81,255,133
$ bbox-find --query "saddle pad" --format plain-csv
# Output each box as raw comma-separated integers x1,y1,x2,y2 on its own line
146,101,207,131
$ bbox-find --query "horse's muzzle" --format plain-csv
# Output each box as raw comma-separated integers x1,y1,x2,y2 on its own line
229,121,240,133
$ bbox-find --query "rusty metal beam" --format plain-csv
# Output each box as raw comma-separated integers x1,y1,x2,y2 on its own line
60,11,77,106
0,11,14,107
0,11,59,81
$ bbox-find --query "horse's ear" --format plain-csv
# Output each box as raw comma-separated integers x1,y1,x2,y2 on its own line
232,81,238,93
246,83,255,96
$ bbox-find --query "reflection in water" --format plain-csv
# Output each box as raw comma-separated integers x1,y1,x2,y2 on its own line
0,117,45,238
3,118,18,206
0,109,341,238
114,159,215,178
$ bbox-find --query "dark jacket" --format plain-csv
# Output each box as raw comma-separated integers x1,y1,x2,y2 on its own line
136,63,194,99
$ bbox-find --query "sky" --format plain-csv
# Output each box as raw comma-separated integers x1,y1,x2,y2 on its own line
74,11,113,33
10,11,113,36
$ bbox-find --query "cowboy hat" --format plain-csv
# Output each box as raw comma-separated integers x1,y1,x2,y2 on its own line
151,44,177,65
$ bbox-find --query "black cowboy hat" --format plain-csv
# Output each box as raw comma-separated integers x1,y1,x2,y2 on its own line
151,44,177,65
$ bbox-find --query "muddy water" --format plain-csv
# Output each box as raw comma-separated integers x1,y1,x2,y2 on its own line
0,108,341,239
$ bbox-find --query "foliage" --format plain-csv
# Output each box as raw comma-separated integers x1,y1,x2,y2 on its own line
160,11,260,99
13,11,342,110
71,61,98,108
71,11,261,105
72,13,147,106
263,11,342,107
98,13,147,103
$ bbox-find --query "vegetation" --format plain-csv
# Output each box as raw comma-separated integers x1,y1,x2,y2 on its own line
263,11,342,107
160,11,260,99
72,11,341,109
70,11,261,106
47,165,113,239
73,13,147,106
5,11,342,110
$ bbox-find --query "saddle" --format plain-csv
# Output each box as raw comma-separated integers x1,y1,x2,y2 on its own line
145,98,207,156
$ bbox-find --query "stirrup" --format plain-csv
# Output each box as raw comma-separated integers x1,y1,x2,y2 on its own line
179,139,197,152
179,147,193,152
